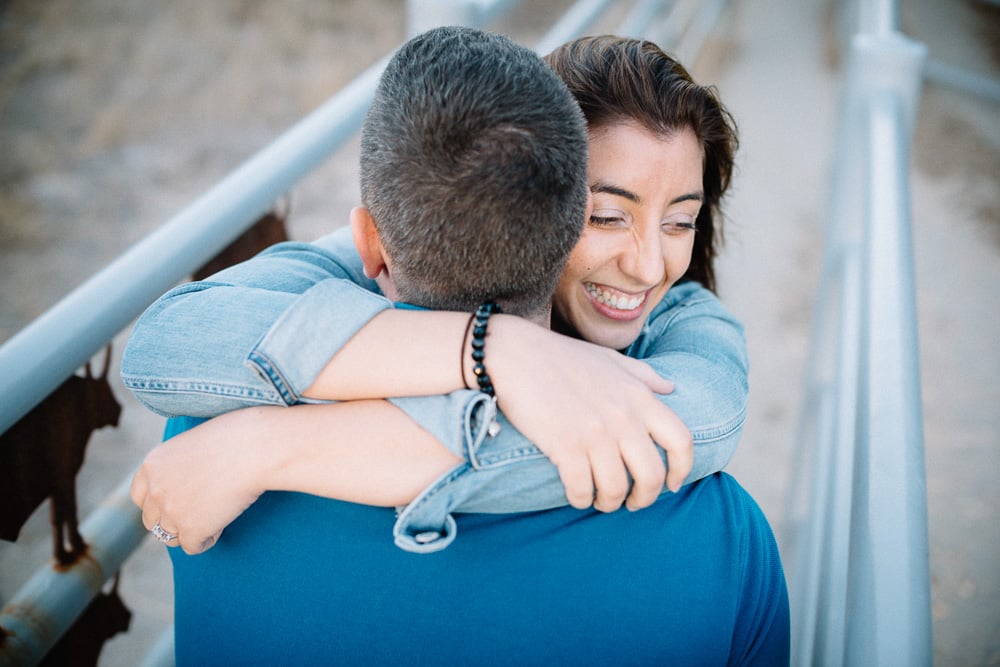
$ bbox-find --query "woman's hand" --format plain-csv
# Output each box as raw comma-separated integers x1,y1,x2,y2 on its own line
130,412,270,555
486,316,693,512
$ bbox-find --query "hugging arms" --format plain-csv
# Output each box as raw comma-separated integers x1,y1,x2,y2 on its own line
123,34,747,554
124,228,747,553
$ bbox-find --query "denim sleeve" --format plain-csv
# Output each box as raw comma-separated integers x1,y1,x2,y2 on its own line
626,281,749,483
388,281,748,542
120,227,392,417
390,393,568,553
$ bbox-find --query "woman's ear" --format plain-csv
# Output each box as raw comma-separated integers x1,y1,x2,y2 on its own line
350,207,388,279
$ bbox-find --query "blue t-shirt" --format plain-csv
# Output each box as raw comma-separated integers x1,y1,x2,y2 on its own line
164,418,788,666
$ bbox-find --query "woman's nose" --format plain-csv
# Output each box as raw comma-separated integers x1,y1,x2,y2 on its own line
621,224,664,286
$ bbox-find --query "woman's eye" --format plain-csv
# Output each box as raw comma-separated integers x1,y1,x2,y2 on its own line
661,220,697,235
589,212,627,227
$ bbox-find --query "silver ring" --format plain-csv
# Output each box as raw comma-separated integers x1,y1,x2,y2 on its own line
151,521,178,544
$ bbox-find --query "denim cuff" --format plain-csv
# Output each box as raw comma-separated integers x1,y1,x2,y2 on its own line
392,392,497,553
248,280,393,404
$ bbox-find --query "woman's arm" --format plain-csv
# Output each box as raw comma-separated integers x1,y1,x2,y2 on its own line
121,228,686,510
131,401,462,555
390,282,747,514
131,283,744,555
120,228,399,417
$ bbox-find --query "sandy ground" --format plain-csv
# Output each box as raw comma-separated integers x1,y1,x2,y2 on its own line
1,1,997,665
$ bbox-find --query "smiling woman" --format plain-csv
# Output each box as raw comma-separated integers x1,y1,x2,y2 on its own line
553,123,704,350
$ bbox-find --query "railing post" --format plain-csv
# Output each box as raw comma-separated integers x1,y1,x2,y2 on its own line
845,30,931,667
792,12,930,665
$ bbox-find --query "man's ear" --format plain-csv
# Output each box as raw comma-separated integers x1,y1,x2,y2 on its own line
350,206,388,280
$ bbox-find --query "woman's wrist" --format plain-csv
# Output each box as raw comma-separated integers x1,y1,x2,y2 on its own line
476,314,554,398
308,309,476,400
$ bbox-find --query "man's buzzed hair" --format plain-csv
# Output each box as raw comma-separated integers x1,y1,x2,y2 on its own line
359,26,589,315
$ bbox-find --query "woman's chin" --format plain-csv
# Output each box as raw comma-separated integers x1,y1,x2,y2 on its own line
576,320,643,351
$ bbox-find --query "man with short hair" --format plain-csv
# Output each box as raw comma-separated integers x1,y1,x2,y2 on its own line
355,25,587,314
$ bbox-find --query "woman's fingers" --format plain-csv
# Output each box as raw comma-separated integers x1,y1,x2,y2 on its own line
620,434,668,511
617,353,675,394
647,401,693,492
554,453,596,509
588,446,631,513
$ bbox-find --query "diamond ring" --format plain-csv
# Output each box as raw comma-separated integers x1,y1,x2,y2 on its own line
151,521,178,544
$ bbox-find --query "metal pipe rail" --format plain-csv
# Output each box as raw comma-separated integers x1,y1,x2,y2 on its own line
2,2,734,664
790,7,932,665
0,54,389,438
0,51,387,667
0,479,144,666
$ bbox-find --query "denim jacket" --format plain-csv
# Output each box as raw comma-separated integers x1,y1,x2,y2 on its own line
122,227,748,552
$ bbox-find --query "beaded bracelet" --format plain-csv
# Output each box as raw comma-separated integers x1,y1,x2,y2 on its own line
466,301,502,397
463,301,503,437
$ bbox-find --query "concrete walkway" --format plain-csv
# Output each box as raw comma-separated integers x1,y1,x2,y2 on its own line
1,1,996,665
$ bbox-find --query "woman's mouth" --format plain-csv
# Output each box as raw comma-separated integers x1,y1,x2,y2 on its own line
584,282,648,320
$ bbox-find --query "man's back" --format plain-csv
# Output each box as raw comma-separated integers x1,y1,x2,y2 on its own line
170,470,788,666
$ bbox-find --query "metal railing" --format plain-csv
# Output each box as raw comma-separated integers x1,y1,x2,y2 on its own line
0,46,389,667
0,2,730,665
790,1,932,665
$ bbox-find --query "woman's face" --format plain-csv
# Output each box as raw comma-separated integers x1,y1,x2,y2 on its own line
553,122,704,350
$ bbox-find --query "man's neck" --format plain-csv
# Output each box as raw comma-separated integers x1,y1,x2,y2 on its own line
522,305,552,330
390,292,552,330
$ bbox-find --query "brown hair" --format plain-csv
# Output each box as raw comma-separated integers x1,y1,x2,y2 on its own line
544,35,738,292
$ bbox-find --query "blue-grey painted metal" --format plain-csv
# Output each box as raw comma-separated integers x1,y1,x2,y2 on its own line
138,626,175,667
672,0,730,63
405,0,520,36
617,0,673,38
0,477,146,666
837,0,898,53
533,0,616,55
789,134,865,667
0,54,389,437
860,0,899,36
789,6,870,657
925,58,1000,104
802,249,862,667
846,44,931,665
791,13,931,666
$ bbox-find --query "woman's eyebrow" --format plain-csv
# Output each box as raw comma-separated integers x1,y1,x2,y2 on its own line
591,182,640,203
672,192,704,205
591,182,704,207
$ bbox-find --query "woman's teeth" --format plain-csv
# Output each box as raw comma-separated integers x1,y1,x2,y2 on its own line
585,283,644,311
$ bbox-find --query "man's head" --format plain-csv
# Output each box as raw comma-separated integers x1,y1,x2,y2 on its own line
352,26,589,317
